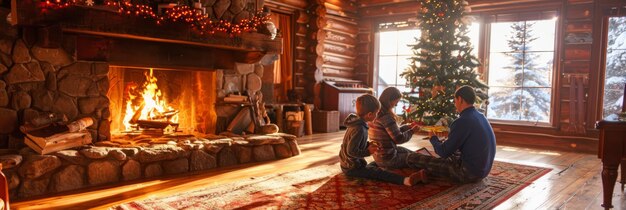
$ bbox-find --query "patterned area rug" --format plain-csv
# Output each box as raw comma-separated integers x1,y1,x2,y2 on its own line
113,161,550,210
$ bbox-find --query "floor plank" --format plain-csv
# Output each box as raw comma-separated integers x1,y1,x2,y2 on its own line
9,131,626,209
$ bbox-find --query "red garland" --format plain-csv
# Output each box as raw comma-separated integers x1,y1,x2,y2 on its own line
42,0,270,37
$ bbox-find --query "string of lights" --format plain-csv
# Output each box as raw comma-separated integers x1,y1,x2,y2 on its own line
41,0,270,37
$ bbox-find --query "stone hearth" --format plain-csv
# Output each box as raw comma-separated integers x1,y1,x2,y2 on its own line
0,133,299,199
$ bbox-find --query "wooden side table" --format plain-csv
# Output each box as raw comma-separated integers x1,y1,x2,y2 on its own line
596,120,626,209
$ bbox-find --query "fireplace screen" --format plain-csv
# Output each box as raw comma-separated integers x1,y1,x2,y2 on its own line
108,67,216,137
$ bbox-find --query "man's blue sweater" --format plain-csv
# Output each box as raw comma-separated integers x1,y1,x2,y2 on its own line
430,107,496,178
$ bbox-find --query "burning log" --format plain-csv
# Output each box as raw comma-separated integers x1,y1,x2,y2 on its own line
150,110,179,121
136,120,178,129
129,102,145,124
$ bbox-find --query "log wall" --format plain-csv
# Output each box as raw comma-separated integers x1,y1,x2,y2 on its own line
270,0,361,103
310,0,359,84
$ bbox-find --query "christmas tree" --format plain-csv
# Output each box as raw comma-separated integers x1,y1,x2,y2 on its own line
487,22,551,121
400,0,488,125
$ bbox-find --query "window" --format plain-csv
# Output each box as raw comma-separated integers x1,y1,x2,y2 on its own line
602,16,626,119
486,18,556,123
375,23,419,113
374,20,481,114
468,20,481,60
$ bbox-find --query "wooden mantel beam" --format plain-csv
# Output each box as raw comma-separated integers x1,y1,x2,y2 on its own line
73,34,264,70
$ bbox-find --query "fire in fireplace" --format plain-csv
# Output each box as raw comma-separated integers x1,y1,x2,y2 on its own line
122,68,180,134
108,67,216,137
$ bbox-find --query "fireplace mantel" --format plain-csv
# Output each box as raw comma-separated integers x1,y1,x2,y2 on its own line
10,0,281,70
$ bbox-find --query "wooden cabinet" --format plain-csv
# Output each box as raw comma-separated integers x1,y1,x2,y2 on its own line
320,80,373,127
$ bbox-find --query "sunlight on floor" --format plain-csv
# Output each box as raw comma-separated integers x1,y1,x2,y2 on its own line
501,146,561,156
493,175,553,210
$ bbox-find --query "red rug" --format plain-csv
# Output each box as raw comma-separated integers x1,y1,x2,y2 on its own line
113,161,550,209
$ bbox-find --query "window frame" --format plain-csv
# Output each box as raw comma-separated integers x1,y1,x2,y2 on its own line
480,10,561,127
596,11,626,121
372,21,420,114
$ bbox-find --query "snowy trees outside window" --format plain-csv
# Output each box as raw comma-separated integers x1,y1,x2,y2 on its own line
486,19,556,123
602,17,626,119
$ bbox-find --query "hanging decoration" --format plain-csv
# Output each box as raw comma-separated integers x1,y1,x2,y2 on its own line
40,0,270,38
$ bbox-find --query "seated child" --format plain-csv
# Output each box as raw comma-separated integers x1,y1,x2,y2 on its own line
339,94,427,186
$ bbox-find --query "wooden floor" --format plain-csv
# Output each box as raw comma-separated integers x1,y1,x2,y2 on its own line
10,131,626,210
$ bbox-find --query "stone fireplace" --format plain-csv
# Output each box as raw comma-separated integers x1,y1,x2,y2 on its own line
0,0,296,200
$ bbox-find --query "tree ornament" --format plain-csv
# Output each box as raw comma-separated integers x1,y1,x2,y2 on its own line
437,12,445,17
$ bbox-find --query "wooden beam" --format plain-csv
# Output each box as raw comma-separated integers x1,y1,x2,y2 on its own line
324,0,357,13
74,35,264,71
467,0,562,13
468,0,557,8
357,1,421,18
322,18,359,36
358,0,417,7
318,43,357,59
264,0,308,10
324,2,358,18
316,55,355,69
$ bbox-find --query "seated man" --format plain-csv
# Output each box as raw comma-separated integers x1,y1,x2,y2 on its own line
407,85,496,183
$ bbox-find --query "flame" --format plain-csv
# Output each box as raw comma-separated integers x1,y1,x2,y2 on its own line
123,68,178,131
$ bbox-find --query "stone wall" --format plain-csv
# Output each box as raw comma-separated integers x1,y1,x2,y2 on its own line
0,133,300,199
215,62,273,134
200,0,260,23
0,25,112,149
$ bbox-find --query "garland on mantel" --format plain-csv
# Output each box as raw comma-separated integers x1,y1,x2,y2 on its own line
41,0,270,37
